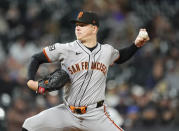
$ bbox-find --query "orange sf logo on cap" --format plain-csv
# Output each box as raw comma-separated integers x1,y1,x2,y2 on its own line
77,11,83,19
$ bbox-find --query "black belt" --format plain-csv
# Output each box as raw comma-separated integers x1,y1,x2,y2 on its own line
96,100,104,108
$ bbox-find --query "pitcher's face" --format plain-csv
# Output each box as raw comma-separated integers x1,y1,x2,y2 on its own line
75,22,97,41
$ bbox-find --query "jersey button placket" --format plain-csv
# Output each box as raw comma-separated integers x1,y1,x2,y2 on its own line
75,53,90,106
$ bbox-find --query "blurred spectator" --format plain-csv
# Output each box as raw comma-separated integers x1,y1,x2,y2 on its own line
141,105,158,127
146,59,165,89
0,66,19,96
6,97,29,131
9,36,39,64
0,42,6,63
124,105,140,130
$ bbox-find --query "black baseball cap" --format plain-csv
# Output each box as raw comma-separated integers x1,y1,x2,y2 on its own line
71,11,99,27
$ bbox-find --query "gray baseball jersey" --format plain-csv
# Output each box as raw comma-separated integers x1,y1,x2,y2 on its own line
43,40,119,106
23,40,124,131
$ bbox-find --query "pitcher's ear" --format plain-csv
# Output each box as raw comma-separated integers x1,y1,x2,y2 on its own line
93,25,98,33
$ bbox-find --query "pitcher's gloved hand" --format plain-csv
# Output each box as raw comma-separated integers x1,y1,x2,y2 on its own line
37,68,71,94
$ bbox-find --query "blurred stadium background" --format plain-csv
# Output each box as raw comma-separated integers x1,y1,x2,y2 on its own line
0,0,179,131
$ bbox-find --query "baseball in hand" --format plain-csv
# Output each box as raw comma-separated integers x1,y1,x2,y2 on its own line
138,30,149,40
135,28,150,47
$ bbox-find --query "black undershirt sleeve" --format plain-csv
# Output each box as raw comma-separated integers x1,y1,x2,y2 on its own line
115,44,139,64
28,51,49,80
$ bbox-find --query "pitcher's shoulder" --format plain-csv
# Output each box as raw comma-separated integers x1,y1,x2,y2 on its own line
101,43,115,49
65,40,78,47
59,40,79,52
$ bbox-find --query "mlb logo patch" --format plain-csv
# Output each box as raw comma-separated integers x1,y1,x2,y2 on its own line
48,44,56,51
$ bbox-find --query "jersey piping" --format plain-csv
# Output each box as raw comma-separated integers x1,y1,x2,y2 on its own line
76,40,90,55
43,48,51,62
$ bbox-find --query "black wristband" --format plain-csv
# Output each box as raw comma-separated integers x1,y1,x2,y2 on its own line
115,43,139,64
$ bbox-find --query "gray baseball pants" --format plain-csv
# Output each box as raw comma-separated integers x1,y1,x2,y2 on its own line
22,103,124,131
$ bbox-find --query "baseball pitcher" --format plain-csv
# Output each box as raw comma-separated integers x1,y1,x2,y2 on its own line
22,11,149,131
